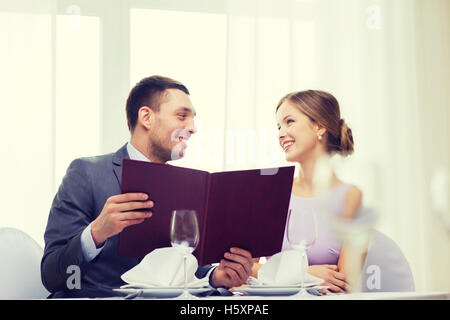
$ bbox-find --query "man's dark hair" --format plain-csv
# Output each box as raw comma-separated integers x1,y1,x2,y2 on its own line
126,75,190,132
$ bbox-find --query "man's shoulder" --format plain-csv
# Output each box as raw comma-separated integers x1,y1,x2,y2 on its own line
69,144,127,170
60,151,120,191
70,152,115,169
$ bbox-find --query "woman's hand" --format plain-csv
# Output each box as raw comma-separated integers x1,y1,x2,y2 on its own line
308,264,349,293
251,258,263,278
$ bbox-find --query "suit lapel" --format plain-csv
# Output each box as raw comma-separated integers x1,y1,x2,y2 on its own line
112,143,130,187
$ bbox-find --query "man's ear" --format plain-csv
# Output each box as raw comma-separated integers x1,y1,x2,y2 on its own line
137,106,154,130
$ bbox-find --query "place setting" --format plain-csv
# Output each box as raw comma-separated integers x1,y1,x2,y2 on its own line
232,250,327,297
114,207,328,299
114,209,212,299
231,208,329,298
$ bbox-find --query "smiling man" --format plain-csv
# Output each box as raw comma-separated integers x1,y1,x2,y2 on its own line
126,80,196,163
41,75,253,298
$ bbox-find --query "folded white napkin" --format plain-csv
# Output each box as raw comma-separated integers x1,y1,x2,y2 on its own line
121,247,209,288
255,250,323,286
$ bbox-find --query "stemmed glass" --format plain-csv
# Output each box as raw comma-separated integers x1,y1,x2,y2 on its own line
170,209,200,299
286,208,318,296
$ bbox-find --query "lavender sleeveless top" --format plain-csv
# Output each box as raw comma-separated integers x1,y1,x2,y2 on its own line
281,183,354,266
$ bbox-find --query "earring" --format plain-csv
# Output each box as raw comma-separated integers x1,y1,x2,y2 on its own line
318,135,322,141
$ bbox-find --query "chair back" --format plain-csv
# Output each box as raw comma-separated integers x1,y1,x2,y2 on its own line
0,227,50,299
361,230,415,292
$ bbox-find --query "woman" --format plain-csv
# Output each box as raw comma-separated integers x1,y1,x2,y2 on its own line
254,90,364,293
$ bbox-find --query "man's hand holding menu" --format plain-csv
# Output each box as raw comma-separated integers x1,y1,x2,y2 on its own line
211,248,254,288
91,193,154,247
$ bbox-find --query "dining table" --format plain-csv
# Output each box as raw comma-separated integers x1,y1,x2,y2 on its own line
47,288,449,319
108,287,450,300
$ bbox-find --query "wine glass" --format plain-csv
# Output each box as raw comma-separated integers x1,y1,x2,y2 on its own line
286,208,318,296
170,209,200,299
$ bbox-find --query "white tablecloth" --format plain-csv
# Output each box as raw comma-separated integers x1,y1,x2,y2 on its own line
201,291,450,300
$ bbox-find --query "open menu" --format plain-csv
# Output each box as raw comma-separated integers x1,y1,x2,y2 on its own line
118,159,294,265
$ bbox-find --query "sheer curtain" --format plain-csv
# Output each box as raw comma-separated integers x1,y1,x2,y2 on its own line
0,0,448,291
0,0,101,247
0,1,54,247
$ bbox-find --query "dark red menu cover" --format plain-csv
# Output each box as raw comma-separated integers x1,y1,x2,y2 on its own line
118,159,294,265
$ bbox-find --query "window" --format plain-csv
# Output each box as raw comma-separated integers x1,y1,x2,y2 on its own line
130,8,227,172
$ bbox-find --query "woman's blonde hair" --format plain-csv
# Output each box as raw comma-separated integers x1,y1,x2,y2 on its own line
276,90,354,156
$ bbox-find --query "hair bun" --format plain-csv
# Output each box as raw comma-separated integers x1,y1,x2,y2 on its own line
339,119,354,156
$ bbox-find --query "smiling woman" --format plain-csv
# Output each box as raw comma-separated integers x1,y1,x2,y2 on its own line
270,89,364,293
276,90,354,161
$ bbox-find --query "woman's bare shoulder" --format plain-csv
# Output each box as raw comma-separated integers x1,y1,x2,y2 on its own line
342,185,363,219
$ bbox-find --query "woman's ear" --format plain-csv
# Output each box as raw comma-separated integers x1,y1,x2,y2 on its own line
137,106,153,130
317,127,327,137
314,123,327,137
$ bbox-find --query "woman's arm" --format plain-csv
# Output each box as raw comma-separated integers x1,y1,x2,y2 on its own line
336,186,368,291
306,187,365,294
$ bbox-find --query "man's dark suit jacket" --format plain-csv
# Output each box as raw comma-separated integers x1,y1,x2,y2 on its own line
41,143,213,298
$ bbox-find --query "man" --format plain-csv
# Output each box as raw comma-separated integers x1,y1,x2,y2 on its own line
41,75,253,298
